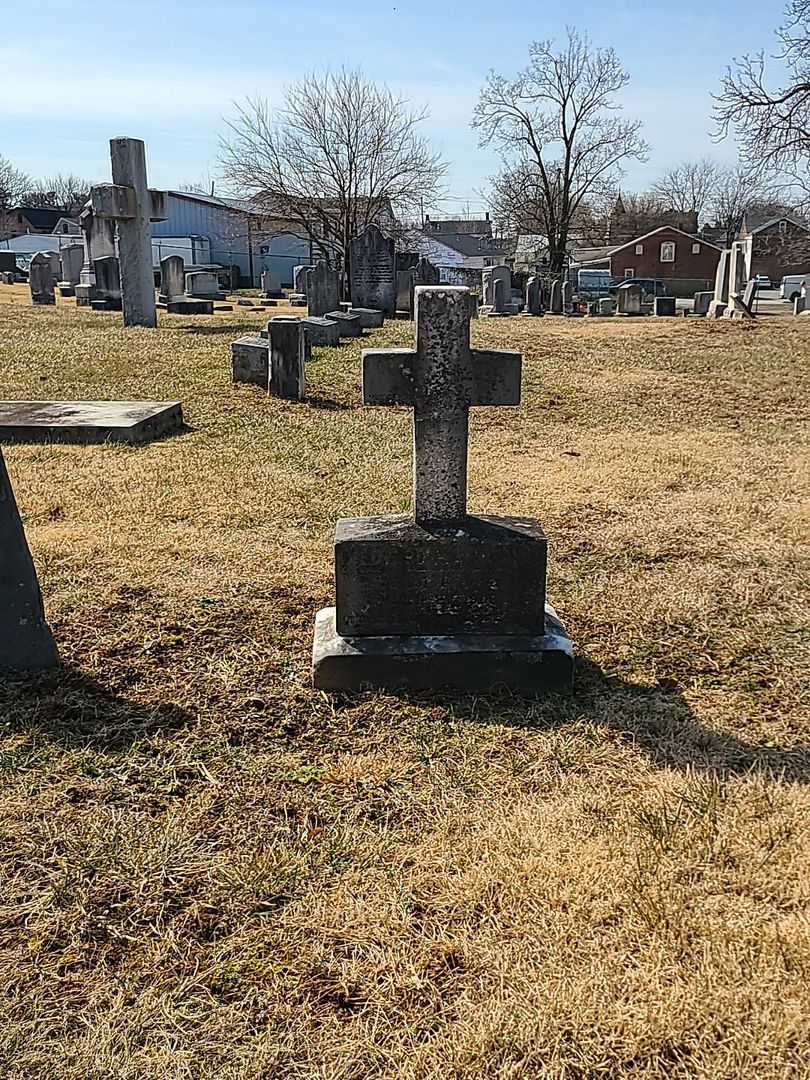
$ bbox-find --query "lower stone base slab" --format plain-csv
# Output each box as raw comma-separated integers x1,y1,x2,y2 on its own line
0,401,184,445
312,605,573,693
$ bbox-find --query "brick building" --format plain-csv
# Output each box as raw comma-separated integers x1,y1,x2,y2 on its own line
575,226,721,296
0,206,74,242
740,214,810,283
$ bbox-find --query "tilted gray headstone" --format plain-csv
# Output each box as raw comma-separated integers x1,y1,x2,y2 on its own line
307,261,341,318
29,253,55,305
89,137,167,327
0,448,59,670
350,225,396,315
160,255,185,302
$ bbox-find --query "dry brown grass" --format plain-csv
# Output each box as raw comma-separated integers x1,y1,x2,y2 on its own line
0,295,808,1079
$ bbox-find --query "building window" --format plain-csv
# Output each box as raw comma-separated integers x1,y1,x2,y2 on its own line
779,219,788,234
635,243,643,255
624,268,634,278
692,242,700,254
660,241,676,262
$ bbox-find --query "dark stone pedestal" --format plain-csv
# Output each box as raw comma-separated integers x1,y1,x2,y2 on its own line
314,512,573,693
335,514,547,637
312,604,573,692
325,311,363,337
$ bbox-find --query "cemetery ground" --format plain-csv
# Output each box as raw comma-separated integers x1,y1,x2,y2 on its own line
0,293,808,1080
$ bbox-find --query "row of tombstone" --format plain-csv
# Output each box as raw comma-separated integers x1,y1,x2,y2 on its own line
3,284,574,696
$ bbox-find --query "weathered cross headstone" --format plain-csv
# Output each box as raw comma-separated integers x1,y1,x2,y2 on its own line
525,276,543,316
89,137,167,327
0,448,59,669
307,260,341,318
312,285,573,691
29,252,56,305
350,225,396,315
616,282,642,315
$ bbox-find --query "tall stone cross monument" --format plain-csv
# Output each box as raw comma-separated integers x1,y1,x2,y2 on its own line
90,137,167,327
312,285,574,692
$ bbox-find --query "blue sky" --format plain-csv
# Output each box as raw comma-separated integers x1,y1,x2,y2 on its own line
1,0,781,211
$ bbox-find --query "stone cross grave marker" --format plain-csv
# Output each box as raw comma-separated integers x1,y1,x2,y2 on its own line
0,448,59,669
90,137,167,327
29,252,56,305
362,285,521,522
312,285,574,691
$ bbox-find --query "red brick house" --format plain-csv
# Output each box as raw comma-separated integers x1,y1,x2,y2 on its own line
740,214,810,283
575,226,721,296
0,205,75,242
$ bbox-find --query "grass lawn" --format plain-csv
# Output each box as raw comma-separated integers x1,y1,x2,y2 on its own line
0,291,808,1078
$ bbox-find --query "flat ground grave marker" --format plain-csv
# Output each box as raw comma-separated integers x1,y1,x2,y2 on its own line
312,284,574,693
0,401,184,445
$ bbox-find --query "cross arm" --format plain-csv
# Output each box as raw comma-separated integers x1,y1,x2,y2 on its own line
470,349,522,406
149,190,168,222
362,349,416,405
90,183,136,219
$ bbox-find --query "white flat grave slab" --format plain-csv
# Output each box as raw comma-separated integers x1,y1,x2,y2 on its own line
0,401,184,444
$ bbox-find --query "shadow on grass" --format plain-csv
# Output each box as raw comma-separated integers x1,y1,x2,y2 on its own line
0,664,194,750
305,395,355,412
179,324,263,336
373,656,810,784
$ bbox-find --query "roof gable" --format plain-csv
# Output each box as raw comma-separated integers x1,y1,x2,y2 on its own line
748,215,810,235
607,225,721,256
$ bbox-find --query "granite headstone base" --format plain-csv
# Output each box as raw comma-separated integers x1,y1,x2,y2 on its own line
334,514,547,637
347,307,384,329
0,401,184,445
158,298,214,315
312,604,573,692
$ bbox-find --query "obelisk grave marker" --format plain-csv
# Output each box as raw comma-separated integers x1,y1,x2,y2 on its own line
90,137,167,327
312,285,573,692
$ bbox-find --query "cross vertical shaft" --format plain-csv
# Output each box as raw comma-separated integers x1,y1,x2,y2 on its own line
110,138,155,328
412,288,473,522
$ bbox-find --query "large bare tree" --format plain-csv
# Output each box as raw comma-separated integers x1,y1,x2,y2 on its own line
219,69,445,287
473,29,648,274
650,158,720,218
714,0,810,198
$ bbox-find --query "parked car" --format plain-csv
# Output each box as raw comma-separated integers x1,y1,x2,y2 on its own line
780,273,810,301
752,275,772,290
609,277,668,300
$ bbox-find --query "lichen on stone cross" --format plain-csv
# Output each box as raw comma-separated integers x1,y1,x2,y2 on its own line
362,285,522,523
89,137,167,328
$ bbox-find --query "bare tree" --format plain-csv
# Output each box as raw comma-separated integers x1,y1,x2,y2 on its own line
219,69,446,287
473,29,648,274
650,158,720,217
22,173,93,213
0,154,31,212
710,165,772,246
714,0,810,195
